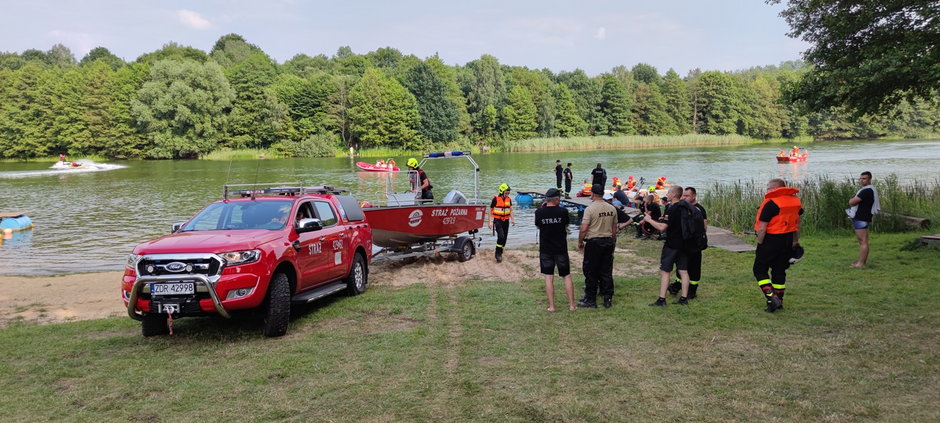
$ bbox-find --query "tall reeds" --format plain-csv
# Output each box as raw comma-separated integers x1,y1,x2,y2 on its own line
503,134,759,152
701,175,940,234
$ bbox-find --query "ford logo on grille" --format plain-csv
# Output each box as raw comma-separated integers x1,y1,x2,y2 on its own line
165,262,187,273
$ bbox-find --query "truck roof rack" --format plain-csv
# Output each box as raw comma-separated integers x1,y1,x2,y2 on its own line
223,183,349,200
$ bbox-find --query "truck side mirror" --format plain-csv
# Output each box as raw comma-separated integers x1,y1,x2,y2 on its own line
295,218,323,233
171,222,186,233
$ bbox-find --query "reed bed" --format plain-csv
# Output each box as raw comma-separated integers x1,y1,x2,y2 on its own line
503,134,759,152
701,175,940,234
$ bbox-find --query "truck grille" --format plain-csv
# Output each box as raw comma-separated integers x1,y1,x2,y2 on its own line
136,253,224,280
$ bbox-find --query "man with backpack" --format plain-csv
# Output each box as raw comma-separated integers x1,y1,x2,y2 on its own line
643,185,699,307
670,187,708,299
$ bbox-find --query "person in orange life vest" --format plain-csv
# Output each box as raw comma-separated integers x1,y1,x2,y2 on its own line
626,176,637,191
375,158,385,167
386,158,396,168
778,150,787,157
58,153,67,162
578,179,592,197
488,183,515,263
655,176,669,190
791,146,800,157
753,178,803,313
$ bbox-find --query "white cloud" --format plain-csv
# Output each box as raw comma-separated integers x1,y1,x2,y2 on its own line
177,10,212,30
505,17,583,47
594,26,607,40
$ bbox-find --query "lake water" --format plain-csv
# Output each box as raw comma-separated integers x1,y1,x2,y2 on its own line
2,139,939,275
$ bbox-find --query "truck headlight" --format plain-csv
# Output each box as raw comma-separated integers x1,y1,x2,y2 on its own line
220,249,261,266
126,254,141,270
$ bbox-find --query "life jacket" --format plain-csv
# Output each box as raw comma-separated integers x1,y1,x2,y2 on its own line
492,195,512,220
626,179,636,190
579,183,592,196
754,187,802,234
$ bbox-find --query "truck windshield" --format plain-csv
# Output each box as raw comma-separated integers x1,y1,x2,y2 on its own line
181,200,293,231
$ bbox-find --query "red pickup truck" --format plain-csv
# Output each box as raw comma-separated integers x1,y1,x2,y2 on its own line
122,185,372,337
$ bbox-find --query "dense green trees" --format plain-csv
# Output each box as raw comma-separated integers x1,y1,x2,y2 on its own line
0,33,937,159
131,60,234,158
771,0,940,115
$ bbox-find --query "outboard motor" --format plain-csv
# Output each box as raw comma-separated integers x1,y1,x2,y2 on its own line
443,190,467,204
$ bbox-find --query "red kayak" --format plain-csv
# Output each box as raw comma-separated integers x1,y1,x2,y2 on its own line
356,162,400,172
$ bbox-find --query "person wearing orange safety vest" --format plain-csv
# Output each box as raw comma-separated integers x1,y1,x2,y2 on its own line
753,178,803,313
488,184,516,263
626,176,636,191
578,179,593,197
655,176,668,190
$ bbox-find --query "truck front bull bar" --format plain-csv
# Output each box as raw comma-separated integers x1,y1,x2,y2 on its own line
126,274,231,320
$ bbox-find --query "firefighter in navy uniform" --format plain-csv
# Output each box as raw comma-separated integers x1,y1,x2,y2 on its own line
753,178,803,312
488,184,515,263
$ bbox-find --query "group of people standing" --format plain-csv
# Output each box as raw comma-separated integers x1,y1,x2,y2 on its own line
492,158,881,313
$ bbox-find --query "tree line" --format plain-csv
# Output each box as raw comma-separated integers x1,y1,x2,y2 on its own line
0,33,937,159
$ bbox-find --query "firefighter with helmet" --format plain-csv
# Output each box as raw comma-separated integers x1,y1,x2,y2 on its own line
488,183,515,263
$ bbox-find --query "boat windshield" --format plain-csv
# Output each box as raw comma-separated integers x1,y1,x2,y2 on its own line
181,200,293,231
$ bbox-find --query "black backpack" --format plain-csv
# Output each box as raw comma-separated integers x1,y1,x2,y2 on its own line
678,200,708,251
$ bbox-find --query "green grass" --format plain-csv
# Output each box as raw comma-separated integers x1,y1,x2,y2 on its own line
201,148,286,161
1,232,938,422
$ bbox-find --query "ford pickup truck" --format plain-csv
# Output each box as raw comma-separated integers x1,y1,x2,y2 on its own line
122,184,372,337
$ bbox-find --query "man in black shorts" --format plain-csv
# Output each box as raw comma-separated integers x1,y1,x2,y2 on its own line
670,187,707,299
554,160,563,191
644,185,692,306
535,189,575,311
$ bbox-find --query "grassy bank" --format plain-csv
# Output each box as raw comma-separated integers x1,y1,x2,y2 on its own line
2,232,938,422
702,175,940,234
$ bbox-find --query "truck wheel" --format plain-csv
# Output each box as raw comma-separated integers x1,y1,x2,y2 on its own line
262,273,290,337
457,238,475,262
345,253,368,295
141,314,169,337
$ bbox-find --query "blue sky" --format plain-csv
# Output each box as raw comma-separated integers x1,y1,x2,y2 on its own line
1,0,808,76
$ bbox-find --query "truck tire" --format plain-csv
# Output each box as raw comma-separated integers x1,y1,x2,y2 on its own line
345,253,368,296
262,273,290,337
456,237,475,262
141,314,169,337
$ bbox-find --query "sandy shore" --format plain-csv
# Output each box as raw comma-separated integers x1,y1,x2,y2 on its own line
0,248,655,327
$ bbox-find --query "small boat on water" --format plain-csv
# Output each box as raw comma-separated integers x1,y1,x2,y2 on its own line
360,151,484,260
356,162,400,172
0,211,33,232
51,160,97,170
776,148,809,163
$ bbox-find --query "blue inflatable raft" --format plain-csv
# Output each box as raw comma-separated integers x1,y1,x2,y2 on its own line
0,211,34,232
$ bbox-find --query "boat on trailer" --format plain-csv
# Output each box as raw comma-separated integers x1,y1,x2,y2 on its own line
361,151,486,262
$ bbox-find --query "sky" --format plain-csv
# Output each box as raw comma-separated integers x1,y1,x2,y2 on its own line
0,0,809,76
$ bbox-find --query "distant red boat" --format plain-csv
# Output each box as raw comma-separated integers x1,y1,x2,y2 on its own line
356,162,399,172
776,155,808,163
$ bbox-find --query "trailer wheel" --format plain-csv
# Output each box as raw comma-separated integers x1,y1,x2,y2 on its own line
261,273,290,337
141,314,169,337
457,238,475,262
345,253,368,295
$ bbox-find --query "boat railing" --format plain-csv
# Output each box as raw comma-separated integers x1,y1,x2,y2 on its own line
377,151,482,206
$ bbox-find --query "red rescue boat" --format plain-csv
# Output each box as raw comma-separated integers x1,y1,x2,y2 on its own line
363,203,486,247
356,162,400,172
775,148,809,163
360,151,484,261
